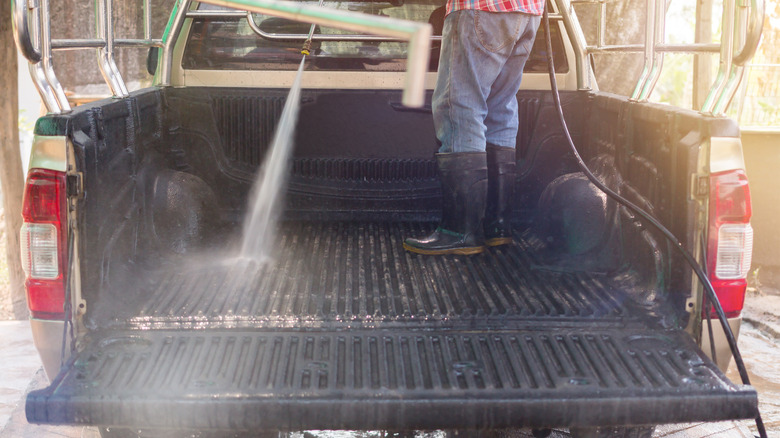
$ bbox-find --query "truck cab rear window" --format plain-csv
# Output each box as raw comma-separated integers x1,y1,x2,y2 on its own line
182,0,568,73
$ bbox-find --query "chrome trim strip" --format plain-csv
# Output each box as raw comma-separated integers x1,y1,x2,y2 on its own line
30,318,69,380
701,316,742,372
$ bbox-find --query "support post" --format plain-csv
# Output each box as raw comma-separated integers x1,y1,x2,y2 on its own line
693,0,713,110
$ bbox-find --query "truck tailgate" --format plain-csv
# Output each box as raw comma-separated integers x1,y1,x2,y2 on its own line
26,222,758,430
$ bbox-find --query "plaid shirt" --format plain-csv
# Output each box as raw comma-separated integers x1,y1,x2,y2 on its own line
446,0,544,16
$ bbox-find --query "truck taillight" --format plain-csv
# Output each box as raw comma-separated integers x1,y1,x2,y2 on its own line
20,168,68,320
707,169,753,318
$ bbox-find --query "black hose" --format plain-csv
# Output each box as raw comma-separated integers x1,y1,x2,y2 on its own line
700,237,718,363
540,7,767,437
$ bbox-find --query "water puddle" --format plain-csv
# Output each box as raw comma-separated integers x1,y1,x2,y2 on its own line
727,322,780,435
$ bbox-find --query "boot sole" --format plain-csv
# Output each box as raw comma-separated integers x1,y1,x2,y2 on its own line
485,237,513,247
402,242,486,255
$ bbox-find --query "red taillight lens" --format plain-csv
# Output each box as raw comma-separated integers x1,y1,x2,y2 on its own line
20,168,68,319
707,170,753,318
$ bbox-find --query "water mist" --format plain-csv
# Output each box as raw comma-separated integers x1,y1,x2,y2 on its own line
240,58,306,261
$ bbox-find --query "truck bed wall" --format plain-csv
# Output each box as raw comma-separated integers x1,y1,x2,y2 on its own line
39,86,736,327
582,93,739,318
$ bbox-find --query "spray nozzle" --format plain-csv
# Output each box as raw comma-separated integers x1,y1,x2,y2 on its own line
301,40,312,56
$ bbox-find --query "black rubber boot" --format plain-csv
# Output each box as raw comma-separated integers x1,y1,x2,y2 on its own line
484,144,516,247
404,152,487,255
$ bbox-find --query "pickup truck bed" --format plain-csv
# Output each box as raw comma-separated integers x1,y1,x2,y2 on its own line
25,88,757,432
27,224,755,430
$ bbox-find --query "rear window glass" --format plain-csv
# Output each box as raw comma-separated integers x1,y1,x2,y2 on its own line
182,0,569,73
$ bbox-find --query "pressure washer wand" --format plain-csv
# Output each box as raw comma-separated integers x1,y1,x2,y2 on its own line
301,0,326,55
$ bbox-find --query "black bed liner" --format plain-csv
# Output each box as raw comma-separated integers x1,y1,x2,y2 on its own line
27,222,758,430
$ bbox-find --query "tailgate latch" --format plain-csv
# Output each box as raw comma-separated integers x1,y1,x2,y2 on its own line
67,173,84,199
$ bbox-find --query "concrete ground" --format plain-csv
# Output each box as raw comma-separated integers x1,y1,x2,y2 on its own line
0,320,762,438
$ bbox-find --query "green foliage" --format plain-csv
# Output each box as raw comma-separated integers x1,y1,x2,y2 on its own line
645,0,779,128
650,54,693,109
727,0,780,126
648,0,697,109
18,110,35,135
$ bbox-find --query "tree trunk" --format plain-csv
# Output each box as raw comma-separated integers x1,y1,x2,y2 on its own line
693,0,713,110
575,0,646,96
51,0,175,92
0,7,28,319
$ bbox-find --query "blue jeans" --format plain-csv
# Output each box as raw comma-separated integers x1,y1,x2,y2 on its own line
433,10,541,153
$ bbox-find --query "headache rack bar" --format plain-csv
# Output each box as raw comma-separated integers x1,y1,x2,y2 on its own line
568,0,764,112
12,0,161,113
12,0,432,114
13,0,764,116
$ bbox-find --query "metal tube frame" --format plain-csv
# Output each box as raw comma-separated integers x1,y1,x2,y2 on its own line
11,0,433,110
163,0,432,107
637,0,666,100
13,0,763,114
245,10,443,42
554,0,592,90
13,0,42,63
96,0,130,97
629,0,655,100
13,0,162,113
242,10,561,43
38,0,71,113
707,0,764,114
588,43,721,54
574,0,764,115
700,0,736,114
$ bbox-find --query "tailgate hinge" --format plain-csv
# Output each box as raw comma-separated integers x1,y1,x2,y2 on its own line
67,173,84,199
692,174,709,199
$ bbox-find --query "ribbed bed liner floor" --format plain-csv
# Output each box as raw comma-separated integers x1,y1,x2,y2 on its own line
27,222,758,430
123,222,647,330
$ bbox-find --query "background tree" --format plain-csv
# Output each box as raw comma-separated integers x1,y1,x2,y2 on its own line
49,0,174,92
575,0,646,96
1,5,27,319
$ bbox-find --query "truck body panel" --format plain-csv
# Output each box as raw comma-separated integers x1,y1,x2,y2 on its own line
22,86,758,430
14,0,763,432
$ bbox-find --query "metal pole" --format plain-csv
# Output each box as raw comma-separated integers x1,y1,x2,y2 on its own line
711,0,750,114
164,0,432,107
554,0,592,90
701,0,736,113
96,0,130,97
245,11,443,42
732,0,764,65
12,0,42,63
631,0,656,100
160,0,193,87
29,62,63,113
693,0,713,110
637,0,666,100
21,0,64,112
597,0,606,47
40,0,71,113
144,0,152,41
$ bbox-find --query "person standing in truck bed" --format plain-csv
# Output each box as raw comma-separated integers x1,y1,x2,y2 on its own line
404,0,545,255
